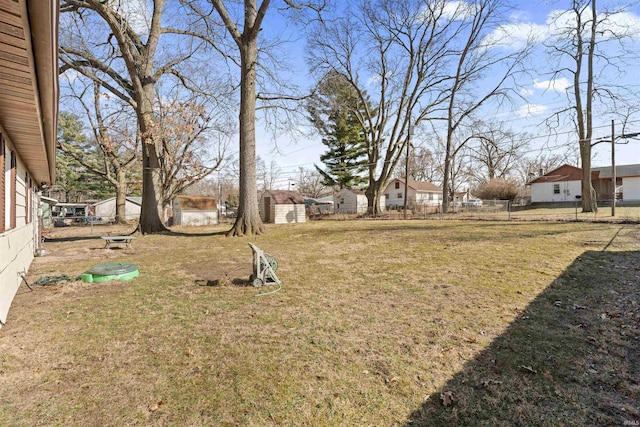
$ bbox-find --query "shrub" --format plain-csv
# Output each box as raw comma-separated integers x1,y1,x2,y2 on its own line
475,178,520,200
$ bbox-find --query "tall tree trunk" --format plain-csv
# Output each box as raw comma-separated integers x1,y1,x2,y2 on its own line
365,181,381,216
138,107,168,234
115,169,127,224
227,34,264,236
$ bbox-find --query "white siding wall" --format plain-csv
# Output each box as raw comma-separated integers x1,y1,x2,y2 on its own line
94,199,141,221
336,190,367,214
274,204,305,224
0,224,35,326
0,150,37,328
531,180,582,203
180,211,218,226
622,177,640,201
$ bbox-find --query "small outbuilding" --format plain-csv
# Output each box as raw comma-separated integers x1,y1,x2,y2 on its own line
40,196,58,228
260,190,306,224
172,195,219,226
93,196,142,222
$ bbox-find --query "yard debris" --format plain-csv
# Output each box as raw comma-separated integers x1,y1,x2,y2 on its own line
554,300,563,307
519,365,538,374
543,370,554,381
148,400,163,412
572,304,587,310
440,391,456,407
481,379,503,388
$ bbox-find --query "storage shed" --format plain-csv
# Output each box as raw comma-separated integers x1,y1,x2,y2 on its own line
260,190,306,224
172,196,218,226
93,196,142,221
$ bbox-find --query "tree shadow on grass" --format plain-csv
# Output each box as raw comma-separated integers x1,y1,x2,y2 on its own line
405,250,640,426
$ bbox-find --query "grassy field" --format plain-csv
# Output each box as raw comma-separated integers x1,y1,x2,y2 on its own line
0,219,639,426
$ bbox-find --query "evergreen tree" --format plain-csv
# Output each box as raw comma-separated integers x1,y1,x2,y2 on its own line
308,71,370,189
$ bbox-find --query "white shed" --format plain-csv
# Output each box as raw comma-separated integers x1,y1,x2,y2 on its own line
260,190,306,224
172,195,218,226
93,196,142,221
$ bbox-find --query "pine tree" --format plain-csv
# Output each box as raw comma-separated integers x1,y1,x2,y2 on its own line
308,71,370,189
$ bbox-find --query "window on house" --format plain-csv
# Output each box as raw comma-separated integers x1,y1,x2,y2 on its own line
395,182,400,189
553,184,560,194
428,193,433,200
397,192,403,199
385,193,389,199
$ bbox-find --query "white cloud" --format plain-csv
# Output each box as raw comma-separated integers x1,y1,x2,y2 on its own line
483,22,547,50
533,78,571,93
442,1,476,21
516,103,548,117
484,6,640,50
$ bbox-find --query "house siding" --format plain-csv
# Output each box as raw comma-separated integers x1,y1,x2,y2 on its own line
178,211,219,226
336,189,368,214
531,180,582,203
274,205,305,224
0,144,38,326
94,198,141,221
623,177,640,201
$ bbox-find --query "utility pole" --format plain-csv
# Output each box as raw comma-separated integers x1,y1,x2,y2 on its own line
611,120,616,217
403,125,414,220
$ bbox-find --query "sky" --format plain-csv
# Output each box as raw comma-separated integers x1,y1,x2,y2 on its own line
251,0,640,189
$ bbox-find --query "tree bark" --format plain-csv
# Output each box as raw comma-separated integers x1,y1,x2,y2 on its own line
225,0,266,237
115,169,127,223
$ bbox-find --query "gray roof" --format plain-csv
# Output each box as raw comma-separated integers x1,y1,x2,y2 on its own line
595,164,640,178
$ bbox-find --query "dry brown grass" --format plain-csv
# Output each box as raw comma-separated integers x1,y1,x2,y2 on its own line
0,220,638,426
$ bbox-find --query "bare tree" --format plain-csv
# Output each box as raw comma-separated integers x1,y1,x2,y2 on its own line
256,157,281,192
203,0,325,236
466,122,530,184
58,80,139,223
59,0,230,233
296,167,327,197
545,0,638,212
438,0,531,212
308,0,528,215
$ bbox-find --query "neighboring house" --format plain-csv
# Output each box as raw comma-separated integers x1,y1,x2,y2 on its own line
593,164,640,201
0,0,59,328
40,196,57,228
527,164,634,203
454,190,475,204
172,195,218,226
384,178,442,209
529,164,587,203
259,190,306,224
93,196,142,222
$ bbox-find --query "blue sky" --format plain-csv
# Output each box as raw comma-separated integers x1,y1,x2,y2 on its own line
253,0,640,188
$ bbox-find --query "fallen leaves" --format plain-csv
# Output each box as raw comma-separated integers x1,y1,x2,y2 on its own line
519,365,538,374
440,391,455,407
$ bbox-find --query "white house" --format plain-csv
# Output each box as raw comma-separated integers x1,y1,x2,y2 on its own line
593,164,640,201
0,0,58,328
529,164,589,203
384,178,442,209
172,195,219,226
93,196,142,221
260,190,306,224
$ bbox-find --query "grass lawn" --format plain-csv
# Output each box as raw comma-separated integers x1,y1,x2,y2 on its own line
0,219,639,426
